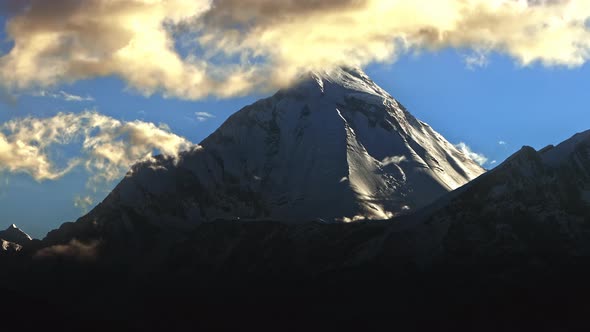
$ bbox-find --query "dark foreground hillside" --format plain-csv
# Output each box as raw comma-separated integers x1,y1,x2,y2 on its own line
2,220,590,331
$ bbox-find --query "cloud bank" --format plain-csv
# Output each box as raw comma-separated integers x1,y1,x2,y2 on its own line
34,239,100,262
0,111,193,184
0,0,589,99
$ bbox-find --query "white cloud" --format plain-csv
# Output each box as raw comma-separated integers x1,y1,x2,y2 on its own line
381,155,407,166
34,90,94,102
491,160,498,165
498,140,507,145
0,111,194,184
455,142,489,166
1,0,590,99
74,195,94,212
464,50,490,69
196,112,215,122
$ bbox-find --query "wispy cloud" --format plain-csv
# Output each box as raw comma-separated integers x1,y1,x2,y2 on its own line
455,142,488,166
498,140,507,145
35,90,95,102
196,112,215,122
74,195,94,212
34,239,100,262
1,1,589,99
464,50,489,70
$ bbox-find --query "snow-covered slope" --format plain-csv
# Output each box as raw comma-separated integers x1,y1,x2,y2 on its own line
45,67,485,243
190,67,484,221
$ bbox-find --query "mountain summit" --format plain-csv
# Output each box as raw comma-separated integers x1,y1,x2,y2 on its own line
46,67,485,242
189,67,485,220
0,224,32,252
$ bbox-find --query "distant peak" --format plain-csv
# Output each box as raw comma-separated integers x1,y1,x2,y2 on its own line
0,224,33,244
501,146,543,168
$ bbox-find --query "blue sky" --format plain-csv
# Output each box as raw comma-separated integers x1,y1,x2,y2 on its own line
1,1,590,237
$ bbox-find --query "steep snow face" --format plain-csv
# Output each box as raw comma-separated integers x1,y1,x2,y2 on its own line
64,67,484,233
192,67,485,220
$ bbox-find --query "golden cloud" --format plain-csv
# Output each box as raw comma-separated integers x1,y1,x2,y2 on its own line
0,111,193,182
1,0,589,99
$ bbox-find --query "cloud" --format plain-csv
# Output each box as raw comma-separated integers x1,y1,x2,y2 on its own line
34,90,94,102
74,195,94,212
196,111,215,122
0,1,589,100
455,142,489,166
464,50,490,69
0,111,193,183
498,140,507,145
34,239,100,262
381,155,407,166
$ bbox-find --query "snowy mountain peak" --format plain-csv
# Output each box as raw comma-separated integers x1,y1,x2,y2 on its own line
50,68,486,237
288,66,395,107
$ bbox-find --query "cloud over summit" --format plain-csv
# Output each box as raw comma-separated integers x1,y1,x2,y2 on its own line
1,0,589,99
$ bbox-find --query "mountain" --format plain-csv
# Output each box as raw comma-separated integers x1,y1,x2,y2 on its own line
0,224,32,247
414,130,590,260
44,67,484,245
140,129,590,281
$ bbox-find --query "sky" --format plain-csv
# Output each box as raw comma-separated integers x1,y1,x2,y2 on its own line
0,0,589,238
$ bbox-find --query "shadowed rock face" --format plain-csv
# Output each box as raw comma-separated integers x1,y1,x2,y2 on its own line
417,130,590,261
